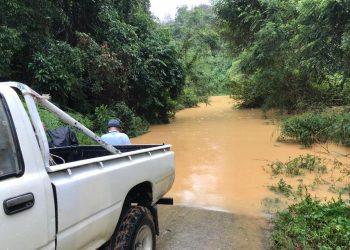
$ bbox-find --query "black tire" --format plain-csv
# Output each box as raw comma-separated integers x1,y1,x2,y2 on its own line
112,206,156,250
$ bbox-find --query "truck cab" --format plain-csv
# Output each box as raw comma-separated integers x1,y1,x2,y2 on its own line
0,86,56,249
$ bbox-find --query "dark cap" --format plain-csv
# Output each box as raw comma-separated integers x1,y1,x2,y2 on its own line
107,119,121,128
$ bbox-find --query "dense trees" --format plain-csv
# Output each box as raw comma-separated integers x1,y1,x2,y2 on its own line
0,0,184,125
3,0,350,122
215,0,350,111
167,5,231,107
214,3,350,248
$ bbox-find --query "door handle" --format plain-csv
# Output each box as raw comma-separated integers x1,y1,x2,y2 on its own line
3,193,35,215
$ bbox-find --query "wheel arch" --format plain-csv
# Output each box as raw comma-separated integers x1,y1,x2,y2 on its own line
124,181,153,206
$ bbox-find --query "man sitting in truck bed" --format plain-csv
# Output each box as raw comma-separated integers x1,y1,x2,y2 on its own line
101,118,131,145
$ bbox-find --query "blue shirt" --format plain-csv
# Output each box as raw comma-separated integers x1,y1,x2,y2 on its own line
101,131,131,145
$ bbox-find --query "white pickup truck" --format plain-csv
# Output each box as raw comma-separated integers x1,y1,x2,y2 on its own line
0,82,175,250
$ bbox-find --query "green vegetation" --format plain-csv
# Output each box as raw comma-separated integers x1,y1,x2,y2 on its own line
265,154,350,249
94,103,149,137
281,111,350,147
215,0,350,111
1,1,232,136
38,105,94,145
265,155,349,200
268,154,327,176
1,0,184,126
38,102,148,144
3,1,350,248
270,196,350,250
268,179,293,197
214,0,350,147
329,183,350,196
167,5,231,108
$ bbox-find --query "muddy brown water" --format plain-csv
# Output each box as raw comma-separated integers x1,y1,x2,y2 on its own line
132,96,350,215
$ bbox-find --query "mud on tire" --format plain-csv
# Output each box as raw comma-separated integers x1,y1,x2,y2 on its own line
112,206,156,250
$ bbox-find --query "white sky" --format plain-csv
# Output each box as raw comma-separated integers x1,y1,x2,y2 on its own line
150,0,212,21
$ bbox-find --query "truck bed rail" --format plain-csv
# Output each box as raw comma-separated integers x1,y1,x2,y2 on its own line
46,144,171,173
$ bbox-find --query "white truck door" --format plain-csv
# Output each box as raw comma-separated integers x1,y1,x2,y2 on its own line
0,88,56,249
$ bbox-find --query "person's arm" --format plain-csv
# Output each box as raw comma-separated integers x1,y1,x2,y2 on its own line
100,134,107,143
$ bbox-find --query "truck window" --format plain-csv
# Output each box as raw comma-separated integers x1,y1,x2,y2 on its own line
0,95,23,179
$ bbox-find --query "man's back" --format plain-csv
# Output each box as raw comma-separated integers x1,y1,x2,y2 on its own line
101,131,131,145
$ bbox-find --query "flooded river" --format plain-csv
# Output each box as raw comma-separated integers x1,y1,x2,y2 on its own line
132,96,350,216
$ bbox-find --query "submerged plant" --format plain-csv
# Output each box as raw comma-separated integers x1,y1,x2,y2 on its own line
269,161,285,175
267,154,327,177
329,184,350,195
268,179,293,197
281,112,350,147
261,197,287,214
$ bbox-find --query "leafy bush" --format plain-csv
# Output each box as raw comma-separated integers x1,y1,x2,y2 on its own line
29,41,85,112
38,105,94,145
38,106,65,130
177,87,200,108
0,26,23,79
281,112,350,147
169,5,231,108
38,100,149,146
1,0,185,124
280,113,333,147
216,0,350,112
270,196,350,250
329,113,350,146
94,103,149,138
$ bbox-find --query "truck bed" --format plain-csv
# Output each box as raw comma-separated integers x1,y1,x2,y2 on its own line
47,143,174,249
49,144,162,164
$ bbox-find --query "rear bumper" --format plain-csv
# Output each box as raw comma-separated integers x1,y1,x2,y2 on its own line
156,197,173,205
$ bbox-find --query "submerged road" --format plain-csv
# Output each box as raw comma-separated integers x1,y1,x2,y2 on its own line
156,206,270,250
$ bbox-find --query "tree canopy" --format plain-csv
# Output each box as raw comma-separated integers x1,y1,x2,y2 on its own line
215,0,350,111
0,0,184,123
167,4,232,107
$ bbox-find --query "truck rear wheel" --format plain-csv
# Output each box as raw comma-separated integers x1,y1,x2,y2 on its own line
112,206,156,250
